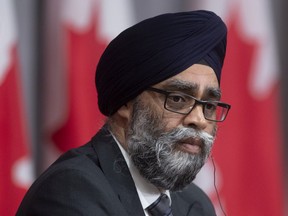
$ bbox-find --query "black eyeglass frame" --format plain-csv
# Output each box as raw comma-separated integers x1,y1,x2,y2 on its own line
147,87,231,122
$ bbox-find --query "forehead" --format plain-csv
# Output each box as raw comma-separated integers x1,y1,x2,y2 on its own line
157,64,219,88
153,64,221,99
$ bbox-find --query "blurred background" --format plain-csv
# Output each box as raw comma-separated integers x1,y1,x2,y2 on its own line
1,0,287,215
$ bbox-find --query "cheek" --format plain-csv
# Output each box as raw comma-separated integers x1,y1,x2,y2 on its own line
207,122,217,137
162,112,185,131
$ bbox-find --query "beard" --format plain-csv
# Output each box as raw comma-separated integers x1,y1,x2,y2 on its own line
126,99,216,191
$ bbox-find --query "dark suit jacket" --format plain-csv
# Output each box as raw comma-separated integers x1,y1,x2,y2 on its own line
16,126,216,216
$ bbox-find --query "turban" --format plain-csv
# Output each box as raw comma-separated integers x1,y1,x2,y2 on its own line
96,10,227,116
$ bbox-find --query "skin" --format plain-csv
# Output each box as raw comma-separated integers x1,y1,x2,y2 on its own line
110,63,220,153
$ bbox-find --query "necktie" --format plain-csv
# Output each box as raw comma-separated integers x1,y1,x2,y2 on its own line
146,193,173,216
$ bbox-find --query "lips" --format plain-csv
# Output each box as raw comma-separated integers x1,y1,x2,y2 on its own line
177,138,204,154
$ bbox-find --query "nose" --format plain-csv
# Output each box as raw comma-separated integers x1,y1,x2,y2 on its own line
183,104,207,130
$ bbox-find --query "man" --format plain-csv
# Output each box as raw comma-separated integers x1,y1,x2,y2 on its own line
17,10,230,216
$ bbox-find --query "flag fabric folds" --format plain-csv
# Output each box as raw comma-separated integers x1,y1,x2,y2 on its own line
193,1,284,215
0,1,33,215
42,0,135,165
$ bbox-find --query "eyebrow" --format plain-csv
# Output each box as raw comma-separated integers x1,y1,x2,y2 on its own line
158,79,222,100
206,87,222,101
160,79,199,92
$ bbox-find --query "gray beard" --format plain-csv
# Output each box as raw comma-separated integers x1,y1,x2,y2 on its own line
126,100,215,191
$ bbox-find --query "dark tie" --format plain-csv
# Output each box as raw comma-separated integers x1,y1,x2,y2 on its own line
146,193,173,216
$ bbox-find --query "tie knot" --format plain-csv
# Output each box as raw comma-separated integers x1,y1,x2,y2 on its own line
146,193,172,216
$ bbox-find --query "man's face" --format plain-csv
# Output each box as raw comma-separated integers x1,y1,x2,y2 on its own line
126,64,219,191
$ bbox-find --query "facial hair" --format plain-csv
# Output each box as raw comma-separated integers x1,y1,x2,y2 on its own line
126,99,216,191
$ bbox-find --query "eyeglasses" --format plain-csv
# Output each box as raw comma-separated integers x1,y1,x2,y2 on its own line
147,87,231,122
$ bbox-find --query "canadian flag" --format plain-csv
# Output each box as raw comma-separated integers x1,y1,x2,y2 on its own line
194,0,284,215
42,0,135,166
0,1,33,215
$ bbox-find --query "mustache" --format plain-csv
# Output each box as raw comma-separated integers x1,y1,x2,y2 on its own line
158,127,215,147
153,127,215,163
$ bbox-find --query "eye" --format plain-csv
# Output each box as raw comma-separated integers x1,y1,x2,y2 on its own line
165,93,189,110
167,94,186,103
205,102,217,111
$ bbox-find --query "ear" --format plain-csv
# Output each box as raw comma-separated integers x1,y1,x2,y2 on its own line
116,102,133,128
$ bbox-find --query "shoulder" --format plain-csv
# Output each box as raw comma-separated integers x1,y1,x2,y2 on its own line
171,183,216,216
180,183,213,204
17,132,127,216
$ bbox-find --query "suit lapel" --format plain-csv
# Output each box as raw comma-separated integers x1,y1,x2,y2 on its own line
171,192,191,216
91,126,145,216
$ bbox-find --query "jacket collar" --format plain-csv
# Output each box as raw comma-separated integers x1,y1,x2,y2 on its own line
91,126,145,216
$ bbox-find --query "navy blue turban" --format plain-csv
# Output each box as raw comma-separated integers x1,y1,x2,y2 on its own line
96,10,227,116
